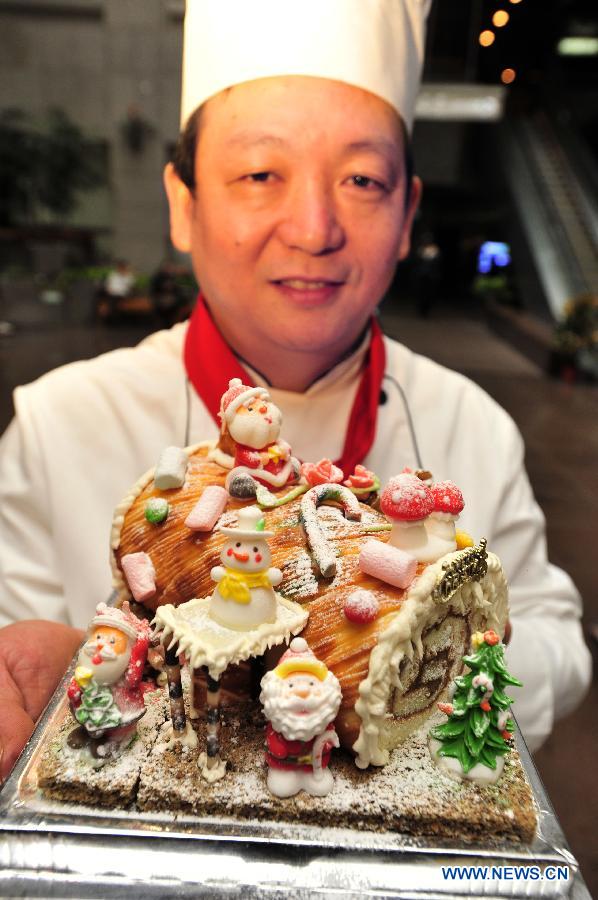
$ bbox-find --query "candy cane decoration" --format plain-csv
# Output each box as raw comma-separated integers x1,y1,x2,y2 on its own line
300,484,362,578
312,729,340,781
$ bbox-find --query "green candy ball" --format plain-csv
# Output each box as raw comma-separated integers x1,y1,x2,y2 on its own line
145,497,169,524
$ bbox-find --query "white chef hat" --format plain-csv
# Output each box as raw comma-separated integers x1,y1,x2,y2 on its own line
181,0,432,133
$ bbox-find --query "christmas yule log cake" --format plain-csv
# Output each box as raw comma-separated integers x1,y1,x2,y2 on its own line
37,378,537,844
109,382,509,766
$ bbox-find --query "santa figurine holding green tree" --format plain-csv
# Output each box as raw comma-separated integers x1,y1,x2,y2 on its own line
428,629,522,785
66,602,152,761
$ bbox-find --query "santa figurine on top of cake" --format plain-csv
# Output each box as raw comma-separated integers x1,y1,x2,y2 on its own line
260,637,342,798
66,602,152,760
209,377,301,497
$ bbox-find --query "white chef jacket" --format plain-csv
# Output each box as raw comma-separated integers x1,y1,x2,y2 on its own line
0,323,591,751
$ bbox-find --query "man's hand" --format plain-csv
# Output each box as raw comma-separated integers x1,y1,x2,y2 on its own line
0,620,83,782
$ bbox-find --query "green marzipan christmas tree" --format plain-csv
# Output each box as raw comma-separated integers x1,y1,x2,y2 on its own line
430,630,522,773
75,678,122,731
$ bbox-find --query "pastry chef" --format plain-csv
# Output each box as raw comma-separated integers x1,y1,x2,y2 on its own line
0,0,591,780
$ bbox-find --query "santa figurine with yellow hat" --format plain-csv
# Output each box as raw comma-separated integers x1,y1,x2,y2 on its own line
66,602,152,760
260,637,342,797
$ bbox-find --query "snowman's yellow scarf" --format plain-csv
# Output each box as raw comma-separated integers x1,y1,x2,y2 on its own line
218,568,272,604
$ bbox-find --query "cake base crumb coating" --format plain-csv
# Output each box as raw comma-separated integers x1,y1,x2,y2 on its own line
38,690,537,844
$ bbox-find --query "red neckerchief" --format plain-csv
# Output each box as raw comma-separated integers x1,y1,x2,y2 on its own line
183,295,386,474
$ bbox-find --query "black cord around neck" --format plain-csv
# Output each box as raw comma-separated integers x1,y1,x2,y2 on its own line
383,372,424,470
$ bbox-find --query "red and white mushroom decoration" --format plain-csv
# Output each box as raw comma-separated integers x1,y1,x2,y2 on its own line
380,473,435,563
425,481,464,560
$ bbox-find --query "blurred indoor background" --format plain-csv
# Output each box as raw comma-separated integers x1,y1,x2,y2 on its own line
0,0,596,892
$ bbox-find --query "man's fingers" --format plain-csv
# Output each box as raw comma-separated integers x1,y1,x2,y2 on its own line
0,621,83,720
0,703,34,782
0,620,83,782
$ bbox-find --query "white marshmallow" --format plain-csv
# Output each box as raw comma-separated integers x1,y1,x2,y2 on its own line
154,446,188,490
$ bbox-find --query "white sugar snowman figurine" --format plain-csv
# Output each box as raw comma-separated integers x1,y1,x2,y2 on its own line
209,506,283,631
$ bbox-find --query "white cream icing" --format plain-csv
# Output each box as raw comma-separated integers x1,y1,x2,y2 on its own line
352,550,508,769
152,594,308,679
197,751,227,782
225,460,293,490
156,718,199,751
207,445,234,469
428,736,505,786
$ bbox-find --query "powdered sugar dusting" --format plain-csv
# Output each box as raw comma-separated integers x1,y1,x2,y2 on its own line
134,705,536,844
299,485,361,578
37,689,167,806
280,549,319,600
215,509,238,530
344,589,380,623
38,686,536,844
430,481,464,516
381,474,434,521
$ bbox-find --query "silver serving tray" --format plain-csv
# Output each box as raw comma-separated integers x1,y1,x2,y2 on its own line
0,653,590,899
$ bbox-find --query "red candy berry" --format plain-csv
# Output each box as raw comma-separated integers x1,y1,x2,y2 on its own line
344,589,380,624
501,730,512,741
438,702,454,715
380,473,433,522
430,480,464,516
480,700,492,712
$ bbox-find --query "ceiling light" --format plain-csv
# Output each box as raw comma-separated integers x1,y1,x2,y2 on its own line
557,36,598,56
479,30,495,47
493,10,510,27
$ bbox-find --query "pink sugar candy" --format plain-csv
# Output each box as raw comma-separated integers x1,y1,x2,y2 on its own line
121,552,156,602
359,540,417,590
184,485,229,531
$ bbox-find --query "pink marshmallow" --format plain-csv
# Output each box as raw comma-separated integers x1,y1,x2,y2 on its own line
121,552,156,602
184,485,229,531
359,540,417,590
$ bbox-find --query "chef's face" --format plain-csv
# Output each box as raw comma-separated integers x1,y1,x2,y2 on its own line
165,76,420,363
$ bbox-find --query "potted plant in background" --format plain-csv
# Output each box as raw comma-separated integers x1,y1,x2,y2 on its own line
551,294,598,383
